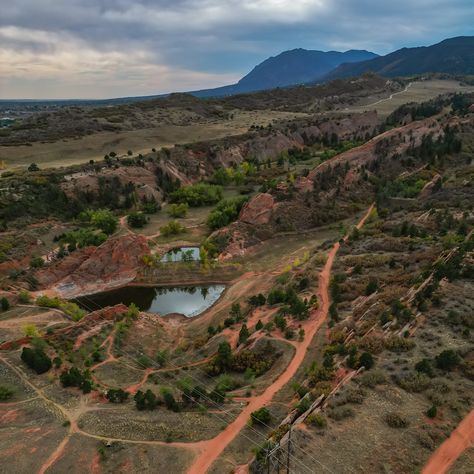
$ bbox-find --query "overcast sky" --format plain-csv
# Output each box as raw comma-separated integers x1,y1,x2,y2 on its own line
1,0,473,99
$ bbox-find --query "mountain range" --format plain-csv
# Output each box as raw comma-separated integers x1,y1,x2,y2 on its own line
192,36,474,98
192,49,378,97
324,36,474,80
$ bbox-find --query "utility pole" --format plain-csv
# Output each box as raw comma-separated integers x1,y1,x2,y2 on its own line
286,425,292,474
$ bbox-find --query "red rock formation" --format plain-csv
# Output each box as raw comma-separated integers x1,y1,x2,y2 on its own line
239,193,275,225
38,234,150,298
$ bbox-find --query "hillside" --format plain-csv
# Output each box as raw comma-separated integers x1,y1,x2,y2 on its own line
192,48,378,97
324,36,474,80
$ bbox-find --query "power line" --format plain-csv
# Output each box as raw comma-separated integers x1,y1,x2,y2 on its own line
74,295,320,474
77,292,338,472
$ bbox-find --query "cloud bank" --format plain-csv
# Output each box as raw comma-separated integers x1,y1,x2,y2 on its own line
0,0,473,98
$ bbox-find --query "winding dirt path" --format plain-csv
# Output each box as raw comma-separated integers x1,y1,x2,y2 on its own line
422,408,474,474
186,204,374,474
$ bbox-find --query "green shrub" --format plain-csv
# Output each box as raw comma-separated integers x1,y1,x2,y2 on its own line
0,385,14,401
435,350,461,371
207,196,248,230
365,278,378,295
415,358,434,377
79,208,118,235
18,291,32,304
384,335,415,352
134,389,158,410
167,203,188,218
161,387,179,412
142,200,160,214
296,396,312,415
398,372,431,393
21,347,52,374
307,413,327,428
359,369,386,388
250,407,271,425
60,367,92,393
170,184,223,207
359,352,374,369
160,220,186,237
0,297,10,311
30,256,44,268
384,412,409,428
127,212,148,228
426,405,437,418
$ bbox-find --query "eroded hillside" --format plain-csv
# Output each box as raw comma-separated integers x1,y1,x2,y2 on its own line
0,86,473,474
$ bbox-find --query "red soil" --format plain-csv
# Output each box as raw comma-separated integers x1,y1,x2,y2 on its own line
187,205,374,474
422,407,474,474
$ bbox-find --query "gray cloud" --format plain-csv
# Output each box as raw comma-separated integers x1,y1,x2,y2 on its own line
0,0,473,98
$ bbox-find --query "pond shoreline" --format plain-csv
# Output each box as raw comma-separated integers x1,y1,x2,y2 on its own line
75,283,227,318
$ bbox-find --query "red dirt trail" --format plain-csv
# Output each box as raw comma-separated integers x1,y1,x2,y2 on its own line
186,204,374,474
422,407,474,474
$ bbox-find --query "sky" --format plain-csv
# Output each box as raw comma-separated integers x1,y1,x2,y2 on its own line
0,0,473,99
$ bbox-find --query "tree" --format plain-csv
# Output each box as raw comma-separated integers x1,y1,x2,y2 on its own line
0,385,14,401
106,388,129,403
426,405,437,418
28,163,39,172
415,358,434,377
435,350,461,371
230,302,242,321
365,278,378,296
255,320,263,331
127,212,148,228
0,297,10,311
156,350,168,367
251,407,271,425
215,341,232,371
21,347,52,374
161,387,179,411
30,256,44,268
81,209,118,235
249,294,266,307
134,389,158,410
359,352,374,369
239,324,250,345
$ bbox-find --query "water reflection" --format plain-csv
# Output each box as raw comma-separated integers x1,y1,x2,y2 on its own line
76,284,225,318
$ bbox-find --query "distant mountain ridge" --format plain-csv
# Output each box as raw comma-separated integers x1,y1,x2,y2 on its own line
323,36,474,80
192,48,378,97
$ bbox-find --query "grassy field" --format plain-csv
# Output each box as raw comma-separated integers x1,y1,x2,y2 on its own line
0,109,306,170
343,79,474,116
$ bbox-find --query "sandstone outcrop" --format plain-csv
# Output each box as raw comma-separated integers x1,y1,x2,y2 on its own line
239,193,275,225
38,234,150,298
419,174,442,199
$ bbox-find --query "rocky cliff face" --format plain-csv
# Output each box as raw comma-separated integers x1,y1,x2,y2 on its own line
216,116,447,258
37,234,150,298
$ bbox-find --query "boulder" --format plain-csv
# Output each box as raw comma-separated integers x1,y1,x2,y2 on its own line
239,193,275,225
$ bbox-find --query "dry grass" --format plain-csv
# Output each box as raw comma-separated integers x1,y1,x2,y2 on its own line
0,109,306,170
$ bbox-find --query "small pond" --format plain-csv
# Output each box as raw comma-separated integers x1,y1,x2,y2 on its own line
160,247,200,263
76,284,225,318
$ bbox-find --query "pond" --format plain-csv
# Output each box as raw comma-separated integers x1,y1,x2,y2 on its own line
76,284,225,318
160,246,200,263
